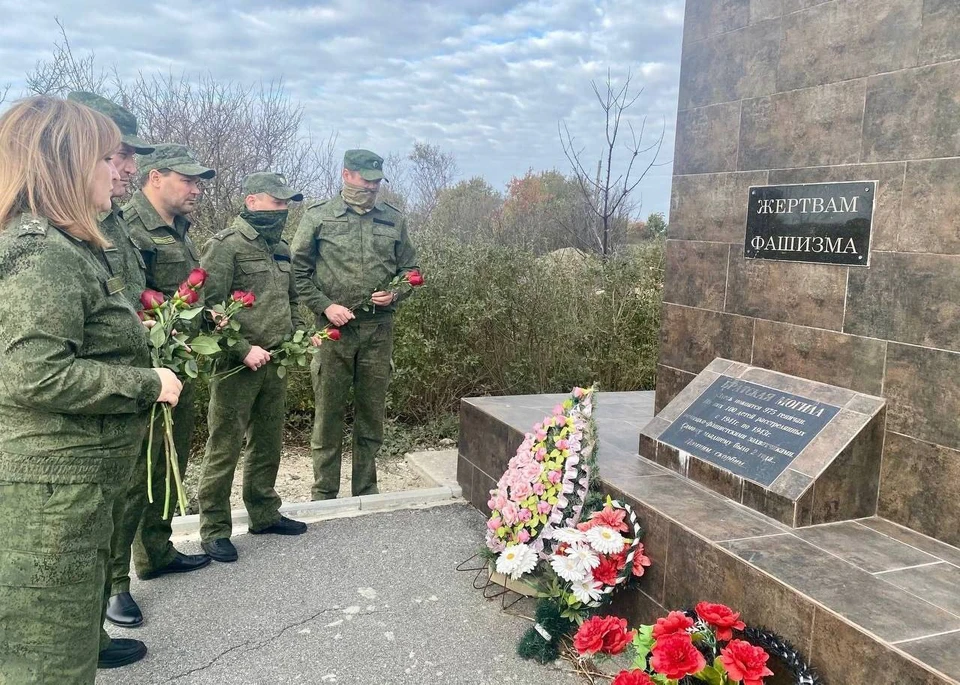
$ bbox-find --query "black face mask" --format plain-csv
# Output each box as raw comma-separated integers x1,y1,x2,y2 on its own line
241,209,288,248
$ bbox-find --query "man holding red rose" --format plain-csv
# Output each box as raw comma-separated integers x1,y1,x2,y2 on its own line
196,172,313,563
104,145,218,628
292,149,419,500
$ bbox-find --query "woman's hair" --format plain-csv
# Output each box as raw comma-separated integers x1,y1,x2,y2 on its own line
0,96,120,246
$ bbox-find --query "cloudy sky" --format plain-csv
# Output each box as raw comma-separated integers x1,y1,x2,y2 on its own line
0,0,684,216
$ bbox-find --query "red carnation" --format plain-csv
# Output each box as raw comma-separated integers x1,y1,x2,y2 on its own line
406,269,424,287
652,611,694,640
573,615,635,656
593,555,620,586
231,290,256,308
612,670,655,685
140,289,165,310
631,543,652,577
696,602,746,641
327,328,341,341
720,639,774,685
650,632,706,680
185,268,207,288
578,505,629,533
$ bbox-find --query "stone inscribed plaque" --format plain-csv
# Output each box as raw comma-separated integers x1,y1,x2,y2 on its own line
745,181,876,266
658,375,841,487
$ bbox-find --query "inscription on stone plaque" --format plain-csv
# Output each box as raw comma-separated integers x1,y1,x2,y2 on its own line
745,181,876,266
658,376,841,487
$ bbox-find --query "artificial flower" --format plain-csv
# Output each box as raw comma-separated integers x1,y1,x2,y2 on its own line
585,525,626,554
652,611,694,639
495,543,537,580
550,552,587,583
720,639,774,685
570,577,603,604
649,632,706,680
696,602,746,641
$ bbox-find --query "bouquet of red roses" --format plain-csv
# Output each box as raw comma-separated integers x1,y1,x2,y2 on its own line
140,272,255,518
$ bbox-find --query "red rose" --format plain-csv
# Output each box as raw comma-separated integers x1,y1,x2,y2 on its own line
176,284,200,306
327,328,341,341
185,268,207,288
720,639,774,685
650,633,706,680
612,670,655,685
231,290,256,308
652,611,694,639
593,555,620,586
696,602,746,641
140,289,165,310
573,615,635,656
406,270,424,286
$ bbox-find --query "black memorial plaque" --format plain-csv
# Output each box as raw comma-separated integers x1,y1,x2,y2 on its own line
745,181,876,266
658,376,841,487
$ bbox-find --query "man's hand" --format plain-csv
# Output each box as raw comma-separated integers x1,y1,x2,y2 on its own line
310,334,325,347
243,346,272,371
371,291,395,307
324,304,355,327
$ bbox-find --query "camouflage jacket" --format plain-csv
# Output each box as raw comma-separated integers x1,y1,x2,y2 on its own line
123,190,201,297
99,201,147,309
201,215,304,362
291,195,418,325
0,214,161,483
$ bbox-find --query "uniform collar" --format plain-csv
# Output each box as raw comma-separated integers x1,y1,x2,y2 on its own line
331,193,387,216
232,215,261,241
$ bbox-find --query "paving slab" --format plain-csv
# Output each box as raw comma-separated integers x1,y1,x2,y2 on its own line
97,504,573,685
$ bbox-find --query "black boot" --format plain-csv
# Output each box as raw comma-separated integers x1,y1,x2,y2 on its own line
249,515,308,536
139,551,212,580
98,638,147,669
105,591,143,627
201,537,239,562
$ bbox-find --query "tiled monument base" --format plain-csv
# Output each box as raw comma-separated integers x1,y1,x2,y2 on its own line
459,393,960,685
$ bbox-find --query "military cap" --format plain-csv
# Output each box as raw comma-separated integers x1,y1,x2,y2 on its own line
139,143,216,180
67,91,155,154
344,149,388,182
242,172,303,201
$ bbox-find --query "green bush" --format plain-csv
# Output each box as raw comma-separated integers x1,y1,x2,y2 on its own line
193,235,664,433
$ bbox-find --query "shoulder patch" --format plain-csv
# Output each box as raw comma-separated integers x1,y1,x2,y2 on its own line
151,235,177,245
17,216,48,237
212,227,238,241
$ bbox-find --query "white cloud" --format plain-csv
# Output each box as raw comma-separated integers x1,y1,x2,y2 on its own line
0,0,682,216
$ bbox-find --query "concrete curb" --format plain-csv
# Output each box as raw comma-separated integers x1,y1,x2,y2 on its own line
171,484,463,537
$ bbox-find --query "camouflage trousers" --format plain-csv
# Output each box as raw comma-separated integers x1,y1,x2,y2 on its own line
310,320,393,500
109,379,196,592
197,364,286,542
0,460,131,685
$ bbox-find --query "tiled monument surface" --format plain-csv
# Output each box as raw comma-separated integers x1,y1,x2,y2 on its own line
659,0,960,549
459,394,960,684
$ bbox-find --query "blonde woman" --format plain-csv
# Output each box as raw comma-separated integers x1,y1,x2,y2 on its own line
0,96,183,684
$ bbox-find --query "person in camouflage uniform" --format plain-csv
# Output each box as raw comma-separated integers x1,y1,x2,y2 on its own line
0,96,183,684
197,172,314,562
292,150,418,500
65,91,162,638
115,144,216,593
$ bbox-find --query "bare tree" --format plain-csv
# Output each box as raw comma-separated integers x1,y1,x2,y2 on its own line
407,141,458,218
0,83,10,107
559,69,665,257
25,18,108,96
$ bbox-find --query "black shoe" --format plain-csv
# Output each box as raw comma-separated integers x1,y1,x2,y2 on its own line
139,551,211,580
106,591,143,628
249,515,308,536
98,638,147,669
201,537,238,562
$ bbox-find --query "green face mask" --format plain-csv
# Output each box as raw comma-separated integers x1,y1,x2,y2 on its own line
240,209,288,248
341,181,379,213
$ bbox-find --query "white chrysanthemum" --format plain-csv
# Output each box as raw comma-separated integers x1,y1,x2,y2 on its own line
571,577,603,604
568,543,600,573
496,543,538,580
552,528,587,545
550,552,587,583
585,525,627,555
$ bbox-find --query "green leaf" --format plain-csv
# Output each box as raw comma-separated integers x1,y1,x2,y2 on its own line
692,665,724,685
229,320,241,331
297,355,307,366
293,330,304,344
188,335,222,356
149,323,166,349
178,306,203,321
226,338,238,347
631,624,655,666
184,359,199,379
276,365,287,379
650,676,674,685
